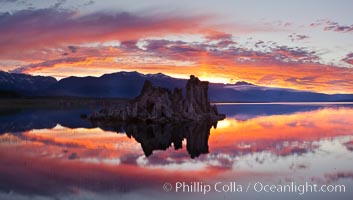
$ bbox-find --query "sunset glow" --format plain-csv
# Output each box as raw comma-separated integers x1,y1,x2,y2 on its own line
1,2,353,200
1,0,353,93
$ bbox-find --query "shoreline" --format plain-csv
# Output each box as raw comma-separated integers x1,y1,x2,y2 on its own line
213,102,353,105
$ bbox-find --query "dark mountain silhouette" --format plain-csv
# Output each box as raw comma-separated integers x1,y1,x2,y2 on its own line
234,81,254,86
1,70,353,102
208,83,353,102
44,71,186,98
0,71,57,96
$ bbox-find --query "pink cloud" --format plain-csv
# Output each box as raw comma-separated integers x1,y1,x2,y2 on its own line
0,8,208,56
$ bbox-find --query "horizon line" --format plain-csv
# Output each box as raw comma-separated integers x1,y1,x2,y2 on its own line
2,69,353,95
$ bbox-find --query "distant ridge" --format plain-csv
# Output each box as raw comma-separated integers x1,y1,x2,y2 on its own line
234,81,254,86
0,71,57,96
1,70,353,102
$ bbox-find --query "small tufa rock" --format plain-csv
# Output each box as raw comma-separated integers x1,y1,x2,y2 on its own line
90,75,225,123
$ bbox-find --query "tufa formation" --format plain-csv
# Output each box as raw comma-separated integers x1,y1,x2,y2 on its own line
89,75,225,123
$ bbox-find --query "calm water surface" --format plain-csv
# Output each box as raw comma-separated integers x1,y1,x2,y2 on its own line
0,104,353,200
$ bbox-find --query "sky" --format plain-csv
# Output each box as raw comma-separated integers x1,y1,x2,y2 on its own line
1,0,353,94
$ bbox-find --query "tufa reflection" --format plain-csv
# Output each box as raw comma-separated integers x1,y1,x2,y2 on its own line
93,121,218,159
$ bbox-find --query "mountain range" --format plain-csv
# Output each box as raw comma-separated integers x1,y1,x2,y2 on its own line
1,70,353,102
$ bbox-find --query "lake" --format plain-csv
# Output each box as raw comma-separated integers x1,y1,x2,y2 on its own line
0,103,353,200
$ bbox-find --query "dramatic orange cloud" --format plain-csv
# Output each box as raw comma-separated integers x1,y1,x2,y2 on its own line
17,43,353,94
2,8,353,94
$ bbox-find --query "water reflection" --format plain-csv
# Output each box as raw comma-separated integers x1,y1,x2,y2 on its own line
94,122,215,158
0,108,93,134
0,104,353,199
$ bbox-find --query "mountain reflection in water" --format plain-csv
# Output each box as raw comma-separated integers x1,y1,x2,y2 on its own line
0,103,353,200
